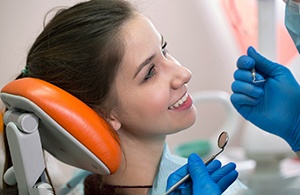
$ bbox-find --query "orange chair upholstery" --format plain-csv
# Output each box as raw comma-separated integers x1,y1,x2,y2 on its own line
1,78,121,175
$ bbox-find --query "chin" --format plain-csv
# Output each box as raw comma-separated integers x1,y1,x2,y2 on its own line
171,117,197,135
183,108,197,128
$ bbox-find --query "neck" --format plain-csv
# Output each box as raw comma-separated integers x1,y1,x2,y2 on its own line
102,130,166,194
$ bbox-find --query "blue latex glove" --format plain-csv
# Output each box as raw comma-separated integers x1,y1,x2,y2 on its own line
166,153,238,195
231,46,300,152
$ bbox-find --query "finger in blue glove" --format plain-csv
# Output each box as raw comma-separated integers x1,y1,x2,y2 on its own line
231,46,300,152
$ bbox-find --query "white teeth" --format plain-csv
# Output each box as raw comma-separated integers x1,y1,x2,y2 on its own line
169,93,188,109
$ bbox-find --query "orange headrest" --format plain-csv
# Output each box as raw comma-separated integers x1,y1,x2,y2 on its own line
1,78,121,174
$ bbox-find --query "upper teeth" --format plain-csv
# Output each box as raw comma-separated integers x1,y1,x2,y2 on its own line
169,93,188,109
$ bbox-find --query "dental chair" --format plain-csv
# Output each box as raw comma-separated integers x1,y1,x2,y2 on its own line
0,78,122,195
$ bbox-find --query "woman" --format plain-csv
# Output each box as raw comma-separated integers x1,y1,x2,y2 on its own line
1,0,245,194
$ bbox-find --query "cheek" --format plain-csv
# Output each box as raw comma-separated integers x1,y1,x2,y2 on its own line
150,87,168,100
132,91,169,115
115,92,170,131
114,75,170,124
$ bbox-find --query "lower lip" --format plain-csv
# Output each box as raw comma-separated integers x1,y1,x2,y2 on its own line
171,94,193,111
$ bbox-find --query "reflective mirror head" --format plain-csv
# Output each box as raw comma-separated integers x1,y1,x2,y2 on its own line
218,131,229,149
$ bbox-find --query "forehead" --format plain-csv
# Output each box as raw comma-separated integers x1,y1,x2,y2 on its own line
122,14,161,46
119,14,161,70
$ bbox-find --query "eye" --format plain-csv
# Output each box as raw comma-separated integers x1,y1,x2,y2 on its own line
144,64,156,81
162,41,168,57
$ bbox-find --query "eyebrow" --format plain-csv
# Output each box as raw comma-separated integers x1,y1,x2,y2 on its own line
133,34,164,79
133,54,156,79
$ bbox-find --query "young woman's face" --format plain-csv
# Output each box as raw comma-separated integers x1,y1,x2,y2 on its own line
110,14,197,138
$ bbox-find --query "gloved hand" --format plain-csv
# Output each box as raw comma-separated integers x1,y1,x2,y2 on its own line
231,46,300,152
166,153,238,195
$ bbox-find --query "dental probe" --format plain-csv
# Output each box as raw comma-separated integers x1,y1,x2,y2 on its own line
251,68,265,83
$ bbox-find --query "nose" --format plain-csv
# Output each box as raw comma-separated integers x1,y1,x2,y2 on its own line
170,61,192,89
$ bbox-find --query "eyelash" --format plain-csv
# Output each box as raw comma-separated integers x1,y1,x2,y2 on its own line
144,64,156,81
144,42,168,81
162,41,168,57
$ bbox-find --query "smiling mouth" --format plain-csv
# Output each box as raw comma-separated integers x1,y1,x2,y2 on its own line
169,93,188,110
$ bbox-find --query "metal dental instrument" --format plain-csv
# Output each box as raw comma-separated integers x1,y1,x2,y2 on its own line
251,68,265,83
164,131,229,195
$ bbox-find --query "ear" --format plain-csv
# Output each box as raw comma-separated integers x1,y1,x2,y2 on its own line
107,111,121,131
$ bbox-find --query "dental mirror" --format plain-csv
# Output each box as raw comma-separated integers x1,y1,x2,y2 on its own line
203,131,228,165
164,131,229,195
218,131,228,148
